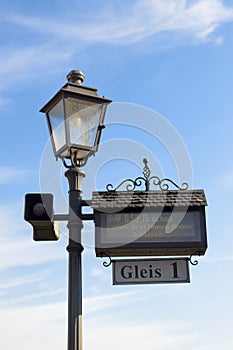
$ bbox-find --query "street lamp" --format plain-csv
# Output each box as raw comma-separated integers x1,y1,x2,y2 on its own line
40,70,112,350
40,70,112,167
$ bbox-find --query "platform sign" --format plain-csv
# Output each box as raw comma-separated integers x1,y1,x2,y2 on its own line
112,258,190,285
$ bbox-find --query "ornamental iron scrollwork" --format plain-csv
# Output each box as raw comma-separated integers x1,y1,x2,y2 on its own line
100,253,112,267
189,252,201,266
106,158,189,192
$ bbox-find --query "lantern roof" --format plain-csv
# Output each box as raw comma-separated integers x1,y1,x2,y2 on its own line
40,70,112,114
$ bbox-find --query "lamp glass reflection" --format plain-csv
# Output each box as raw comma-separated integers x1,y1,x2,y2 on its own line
66,97,103,158
48,99,65,152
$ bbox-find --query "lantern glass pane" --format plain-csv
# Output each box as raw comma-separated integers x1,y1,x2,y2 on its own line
66,98,103,148
48,100,66,152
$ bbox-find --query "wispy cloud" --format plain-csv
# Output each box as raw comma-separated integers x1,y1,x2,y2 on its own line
0,302,66,350
0,236,65,271
0,202,66,271
0,266,66,308
5,0,233,45
0,45,72,89
0,1,232,92
85,318,197,350
2,287,65,307
0,270,47,292
0,202,67,309
83,291,138,315
90,266,106,277
0,166,28,184
0,299,197,350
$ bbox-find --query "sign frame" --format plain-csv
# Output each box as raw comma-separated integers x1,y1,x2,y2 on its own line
94,206,207,257
112,257,190,285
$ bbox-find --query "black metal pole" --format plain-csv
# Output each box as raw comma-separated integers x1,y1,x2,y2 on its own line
65,167,85,350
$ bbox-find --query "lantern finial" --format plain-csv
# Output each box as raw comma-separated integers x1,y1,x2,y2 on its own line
66,70,85,85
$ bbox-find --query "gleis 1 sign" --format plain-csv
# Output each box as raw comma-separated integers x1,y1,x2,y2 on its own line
112,258,190,285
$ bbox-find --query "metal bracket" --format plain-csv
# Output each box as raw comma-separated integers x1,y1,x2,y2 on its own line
189,252,201,266
63,147,89,168
53,199,93,221
100,253,112,267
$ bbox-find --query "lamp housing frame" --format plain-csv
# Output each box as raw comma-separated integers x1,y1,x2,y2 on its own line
40,79,112,163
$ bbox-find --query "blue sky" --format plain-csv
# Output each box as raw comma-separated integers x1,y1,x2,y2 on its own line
1,0,233,349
